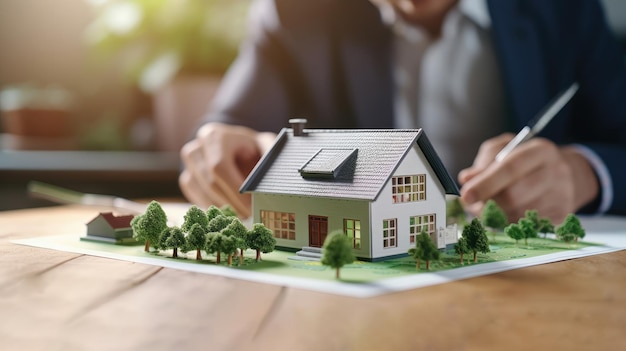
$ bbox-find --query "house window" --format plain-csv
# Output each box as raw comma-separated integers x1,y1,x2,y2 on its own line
392,174,426,203
383,218,397,248
344,219,361,249
260,210,296,240
409,214,436,244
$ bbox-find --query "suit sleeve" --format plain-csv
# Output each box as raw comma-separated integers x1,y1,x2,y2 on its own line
572,0,626,214
202,0,298,133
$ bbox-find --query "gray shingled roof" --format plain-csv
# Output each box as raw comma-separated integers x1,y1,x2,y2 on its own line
240,128,460,200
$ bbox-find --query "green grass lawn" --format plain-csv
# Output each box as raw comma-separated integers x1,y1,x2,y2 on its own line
72,231,598,283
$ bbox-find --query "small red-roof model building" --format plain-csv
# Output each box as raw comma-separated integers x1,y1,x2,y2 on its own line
82,212,137,244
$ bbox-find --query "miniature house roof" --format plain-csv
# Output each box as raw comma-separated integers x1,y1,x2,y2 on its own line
87,212,134,229
240,128,460,200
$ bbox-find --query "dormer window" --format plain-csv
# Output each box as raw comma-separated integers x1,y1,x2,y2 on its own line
299,148,358,179
392,174,426,203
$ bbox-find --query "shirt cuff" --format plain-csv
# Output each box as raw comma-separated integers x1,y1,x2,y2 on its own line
571,144,613,214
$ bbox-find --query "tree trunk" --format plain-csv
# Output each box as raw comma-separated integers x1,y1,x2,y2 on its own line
196,249,202,260
525,238,528,246
239,252,244,265
336,268,340,279
227,254,232,266
173,247,178,258
256,250,261,261
216,252,221,264
426,260,431,270
415,261,420,270
144,240,150,252
460,253,464,265
474,251,478,263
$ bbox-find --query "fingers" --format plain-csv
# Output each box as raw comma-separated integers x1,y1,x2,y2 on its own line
458,133,514,185
178,123,272,218
461,138,577,223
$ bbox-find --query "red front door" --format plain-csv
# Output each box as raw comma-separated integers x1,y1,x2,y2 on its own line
308,215,328,247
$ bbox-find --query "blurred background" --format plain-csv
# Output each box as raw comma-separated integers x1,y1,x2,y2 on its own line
0,0,624,210
0,0,249,210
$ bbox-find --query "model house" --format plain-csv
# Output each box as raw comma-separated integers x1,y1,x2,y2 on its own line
240,120,460,261
83,212,136,244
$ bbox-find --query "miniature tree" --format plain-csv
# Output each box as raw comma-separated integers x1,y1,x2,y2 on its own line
165,226,186,258
556,214,585,244
221,218,249,264
220,205,238,218
481,200,507,241
463,218,490,263
454,236,469,265
408,236,423,270
206,205,223,223
537,218,555,238
186,223,207,260
247,223,276,261
321,231,355,279
447,197,466,225
518,218,538,246
524,210,540,229
221,235,239,266
158,226,172,251
181,206,208,233
409,230,439,270
205,232,224,264
207,214,234,233
132,200,167,252
504,223,524,246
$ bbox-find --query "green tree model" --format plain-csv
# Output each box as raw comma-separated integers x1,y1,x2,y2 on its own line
463,218,490,263
447,197,466,225
207,214,234,233
158,227,172,251
454,236,469,265
409,230,439,270
321,231,355,279
221,218,249,265
221,235,239,266
556,214,585,244
181,205,209,233
537,218,555,238
205,232,224,264
165,226,186,258
518,218,538,246
481,200,507,241
220,205,238,218
132,200,168,252
504,223,524,246
206,205,223,223
524,210,540,228
247,223,276,261
186,223,207,260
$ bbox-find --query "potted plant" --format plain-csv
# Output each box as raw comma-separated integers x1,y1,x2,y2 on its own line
84,0,249,150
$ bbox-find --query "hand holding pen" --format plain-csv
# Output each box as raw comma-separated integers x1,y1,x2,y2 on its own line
457,83,600,223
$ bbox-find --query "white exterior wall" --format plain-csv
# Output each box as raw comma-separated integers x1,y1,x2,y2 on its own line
252,193,371,258
369,145,447,259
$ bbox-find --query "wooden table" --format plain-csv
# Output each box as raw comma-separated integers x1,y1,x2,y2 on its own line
1,205,625,351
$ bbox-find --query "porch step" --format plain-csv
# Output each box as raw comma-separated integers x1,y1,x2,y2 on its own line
295,246,324,261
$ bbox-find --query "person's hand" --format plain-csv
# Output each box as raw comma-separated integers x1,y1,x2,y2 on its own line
458,133,600,223
179,123,277,218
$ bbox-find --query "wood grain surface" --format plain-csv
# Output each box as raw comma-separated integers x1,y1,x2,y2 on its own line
1,205,625,351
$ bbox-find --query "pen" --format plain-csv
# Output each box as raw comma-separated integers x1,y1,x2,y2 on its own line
495,82,580,162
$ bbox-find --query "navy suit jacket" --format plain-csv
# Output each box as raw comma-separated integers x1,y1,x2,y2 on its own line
207,0,626,214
